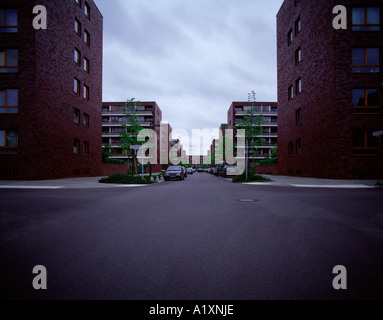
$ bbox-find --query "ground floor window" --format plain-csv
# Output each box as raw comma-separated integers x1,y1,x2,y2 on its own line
352,129,380,155
0,129,18,154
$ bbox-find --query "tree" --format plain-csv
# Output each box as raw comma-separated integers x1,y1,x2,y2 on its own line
119,98,145,176
102,143,112,163
234,91,264,178
271,144,278,160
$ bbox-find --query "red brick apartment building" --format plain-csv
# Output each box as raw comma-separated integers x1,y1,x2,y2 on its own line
102,102,163,173
227,102,278,160
277,0,383,179
0,0,103,179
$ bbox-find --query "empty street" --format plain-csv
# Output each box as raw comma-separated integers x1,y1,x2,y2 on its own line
1,173,382,300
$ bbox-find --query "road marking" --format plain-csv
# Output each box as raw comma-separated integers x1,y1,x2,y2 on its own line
290,184,373,189
0,186,64,189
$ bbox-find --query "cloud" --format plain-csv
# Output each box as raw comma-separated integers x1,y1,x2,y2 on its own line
95,0,283,154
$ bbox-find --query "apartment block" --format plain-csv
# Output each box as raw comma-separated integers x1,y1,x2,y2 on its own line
277,0,383,178
0,0,103,179
227,102,278,161
102,101,163,173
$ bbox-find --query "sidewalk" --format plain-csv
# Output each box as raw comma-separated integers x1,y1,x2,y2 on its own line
0,177,150,189
0,175,380,190
243,175,379,188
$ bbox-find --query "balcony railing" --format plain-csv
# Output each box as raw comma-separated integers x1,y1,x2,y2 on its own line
102,121,152,126
235,111,277,116
102,111,153,116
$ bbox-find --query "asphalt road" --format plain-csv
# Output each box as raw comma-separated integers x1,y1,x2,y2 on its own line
1,173,383,300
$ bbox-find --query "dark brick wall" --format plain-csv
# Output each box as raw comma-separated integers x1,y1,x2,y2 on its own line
101,163,127,176
256,164,278,176
0,0,103,180
277,0,383,179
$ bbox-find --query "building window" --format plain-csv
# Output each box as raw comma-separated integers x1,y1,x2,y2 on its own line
296,139,302,155
74,78,80,94
84,30,90,46
74,108,80,124
352,48,380,73
295,78,302,95
84,2,90,19
288,85,294,100
296,108,301,124
288,142,294,156
0,9,18,33
287,29,293,46
0,129,18,154
74,139,80,154
352,130,380,155
0,89,18,113
84,57,89,73
352,7,381,31
75,18,81,36
295,17,301,35
74,48,81,65
0,49,18,73
83,113,89,127
295,47,302,65
75,0,81,7
83,85,89,100
353,89,381,113
83,141,89,155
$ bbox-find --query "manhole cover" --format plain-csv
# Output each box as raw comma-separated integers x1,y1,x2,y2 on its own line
239,199,257,202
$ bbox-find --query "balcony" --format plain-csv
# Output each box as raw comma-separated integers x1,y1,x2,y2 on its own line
235,110,277,116
102,121,152,126
102,111,153,116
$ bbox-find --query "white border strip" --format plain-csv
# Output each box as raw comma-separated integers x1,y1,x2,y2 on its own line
290,184,373,189
0,186,64,189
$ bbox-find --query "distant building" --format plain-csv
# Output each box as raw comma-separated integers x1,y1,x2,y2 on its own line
277,0,383,178
102,101,162,173
227,102,278,161
188,155,205,167
0,0,103,179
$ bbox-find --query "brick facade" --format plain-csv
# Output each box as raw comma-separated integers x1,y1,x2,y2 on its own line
227,102,278,161
277,0,383,179
0,0,103,180
102,101,163,173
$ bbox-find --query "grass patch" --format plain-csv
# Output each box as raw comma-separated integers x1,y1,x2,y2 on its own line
99,174,154,185
232,174,273,183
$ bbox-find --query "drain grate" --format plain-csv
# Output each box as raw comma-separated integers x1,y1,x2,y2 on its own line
239,199,258,202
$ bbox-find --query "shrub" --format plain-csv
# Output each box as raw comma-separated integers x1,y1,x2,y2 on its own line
257,159,277,166
232,173,272,183
99,174,153,185
103,159,125,165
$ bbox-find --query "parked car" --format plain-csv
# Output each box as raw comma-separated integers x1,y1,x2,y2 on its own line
215,164,226,176
187,168,193,175
181,166,188,178
223,165,238,178
198,168,204,173
164,166,184,181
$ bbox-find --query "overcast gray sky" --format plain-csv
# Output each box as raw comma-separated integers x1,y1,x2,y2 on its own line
95,0,284,155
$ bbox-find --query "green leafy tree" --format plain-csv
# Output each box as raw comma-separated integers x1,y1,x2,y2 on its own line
271,144,278,160
119,98,144,176
234,91,265,177
102,143,113,163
